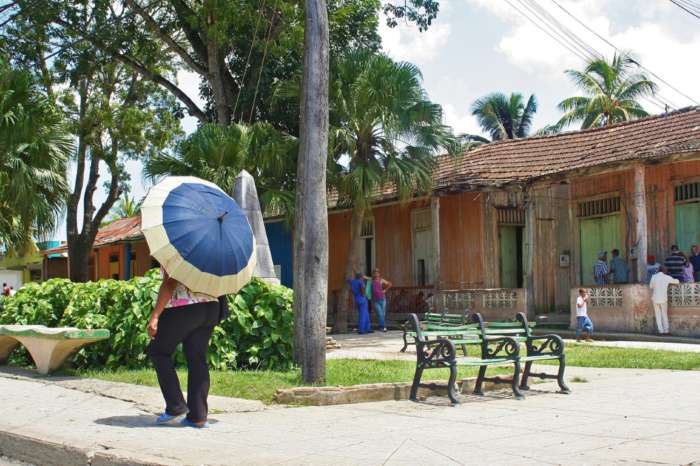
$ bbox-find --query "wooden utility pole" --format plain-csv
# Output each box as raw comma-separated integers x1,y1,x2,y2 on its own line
293,0,330,383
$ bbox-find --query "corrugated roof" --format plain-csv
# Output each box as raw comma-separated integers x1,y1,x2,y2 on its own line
435,106,700,190
44,216,143,255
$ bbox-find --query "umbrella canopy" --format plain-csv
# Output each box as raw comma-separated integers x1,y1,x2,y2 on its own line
141,176,256,296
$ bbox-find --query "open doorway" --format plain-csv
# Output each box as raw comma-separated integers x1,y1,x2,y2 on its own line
499,225,524,288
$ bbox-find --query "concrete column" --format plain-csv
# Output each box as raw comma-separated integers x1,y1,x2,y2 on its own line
525,189,536,317
633,164,648,283
431,196,441,290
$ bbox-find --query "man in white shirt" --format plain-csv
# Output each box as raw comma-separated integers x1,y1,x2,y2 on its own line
649,266,679,335
575,288,593,342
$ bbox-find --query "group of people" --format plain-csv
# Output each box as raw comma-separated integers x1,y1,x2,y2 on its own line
348,269,392,334
579,244,700,339
647,244,700,284
593,245,700,285
1,283,16,297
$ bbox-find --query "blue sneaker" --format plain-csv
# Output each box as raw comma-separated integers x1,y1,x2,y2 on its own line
180,418,209,429
156,412,184,425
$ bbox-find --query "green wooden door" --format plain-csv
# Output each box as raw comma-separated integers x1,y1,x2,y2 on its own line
500,226,518,288
675,202,700,254
579,215,622,285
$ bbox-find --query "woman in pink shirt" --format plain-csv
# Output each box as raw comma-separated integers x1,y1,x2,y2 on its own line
371,269,392,332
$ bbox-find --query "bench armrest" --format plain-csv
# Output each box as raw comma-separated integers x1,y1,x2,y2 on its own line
416,338,457,367
525,334,564,356
482,336,520,360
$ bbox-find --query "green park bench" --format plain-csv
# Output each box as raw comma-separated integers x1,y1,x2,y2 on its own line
0,325,110,374
400,311,471,353
407,312,570,404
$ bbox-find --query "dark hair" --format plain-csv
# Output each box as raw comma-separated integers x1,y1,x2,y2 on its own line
578,288,586,294
671,244,679,252
611,249,619,256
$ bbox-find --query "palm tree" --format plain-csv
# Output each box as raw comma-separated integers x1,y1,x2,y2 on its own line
144,122,298,221
470,92,538,141
329,51,457,332
102,195,141,225
556,51,658,129
0,61,72,252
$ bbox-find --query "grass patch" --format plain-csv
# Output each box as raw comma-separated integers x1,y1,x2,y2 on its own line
570,376,588,383
551,343,700,371
77,359,499,404
72,343,700,403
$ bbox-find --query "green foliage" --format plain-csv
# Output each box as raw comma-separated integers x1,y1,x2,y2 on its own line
470,92,538,141
0,273,294,371
555,51,658,129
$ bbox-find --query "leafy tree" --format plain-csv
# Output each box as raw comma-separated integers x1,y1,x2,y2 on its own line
470,92,537,141
144,122,298,222
0,61,72,252
3,3,182,281
556,51,658,129
327,52,456,332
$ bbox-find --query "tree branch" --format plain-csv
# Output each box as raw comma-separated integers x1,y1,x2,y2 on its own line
170,0,208,64
124,0,207,75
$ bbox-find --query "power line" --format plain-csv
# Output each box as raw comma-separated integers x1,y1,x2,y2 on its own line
670,0,700,19
550,0,700,106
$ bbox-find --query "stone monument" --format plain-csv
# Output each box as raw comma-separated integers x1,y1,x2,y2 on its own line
232,170,280,285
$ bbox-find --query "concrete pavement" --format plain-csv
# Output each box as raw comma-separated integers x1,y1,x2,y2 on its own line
1,366,699,465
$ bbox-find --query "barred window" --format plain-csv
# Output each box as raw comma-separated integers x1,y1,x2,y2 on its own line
360,217,374,238
497,207,525,225
674,182,700,203
577,196,620,218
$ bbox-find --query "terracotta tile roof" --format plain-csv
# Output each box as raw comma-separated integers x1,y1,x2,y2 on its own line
43,216,143,255
435,106,700,190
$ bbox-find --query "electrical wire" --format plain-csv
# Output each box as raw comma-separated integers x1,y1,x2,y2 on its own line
550,0,700,106
669,0,700,19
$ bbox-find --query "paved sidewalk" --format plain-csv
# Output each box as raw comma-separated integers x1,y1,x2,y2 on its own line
1,366,699,465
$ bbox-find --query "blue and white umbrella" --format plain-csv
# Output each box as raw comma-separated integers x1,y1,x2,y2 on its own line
141,176,256,297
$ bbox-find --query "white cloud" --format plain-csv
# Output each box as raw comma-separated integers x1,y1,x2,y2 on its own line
379,19,452,63
443,103,484,137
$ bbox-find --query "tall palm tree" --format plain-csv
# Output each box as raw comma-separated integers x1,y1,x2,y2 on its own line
470,92,538,141
0,61,72,252
556,51,658,129
329,51,457,332
102,195,142,225
144,122,298,221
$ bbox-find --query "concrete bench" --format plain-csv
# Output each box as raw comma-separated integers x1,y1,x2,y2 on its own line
0,325,110,374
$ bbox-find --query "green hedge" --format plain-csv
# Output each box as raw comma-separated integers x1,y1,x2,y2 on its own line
0,271,294,371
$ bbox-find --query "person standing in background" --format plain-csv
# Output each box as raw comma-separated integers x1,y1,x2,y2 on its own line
682,255,694,283
609,249,629,284
348,272,372,334
575,288,593,342
649,266,679,336
664,245,685,281
646,255,661,284
593,251,610,285
371,269,392,332
689,245,700,282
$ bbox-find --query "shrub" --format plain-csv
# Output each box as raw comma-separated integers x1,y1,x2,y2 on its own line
0,272,294,371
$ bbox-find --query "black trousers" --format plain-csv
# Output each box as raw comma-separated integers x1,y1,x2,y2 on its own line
146,301,219,423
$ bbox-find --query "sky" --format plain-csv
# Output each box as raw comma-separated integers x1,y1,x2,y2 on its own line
54,0,700,241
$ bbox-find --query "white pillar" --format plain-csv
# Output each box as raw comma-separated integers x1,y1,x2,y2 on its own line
431,196,441,290
525,189,536,317
633,164,648,283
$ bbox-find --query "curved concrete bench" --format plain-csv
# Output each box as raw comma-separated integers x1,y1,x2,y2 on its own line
0,325,110,374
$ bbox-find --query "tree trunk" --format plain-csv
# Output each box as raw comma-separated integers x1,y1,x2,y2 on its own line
293,0,329,383
333,207,365,333
68,238,92,282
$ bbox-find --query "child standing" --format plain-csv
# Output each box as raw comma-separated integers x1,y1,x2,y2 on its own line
576,288,594,342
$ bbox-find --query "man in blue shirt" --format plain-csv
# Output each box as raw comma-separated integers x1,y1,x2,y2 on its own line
348,273,371,334
610,249,629,284
593,251,609,285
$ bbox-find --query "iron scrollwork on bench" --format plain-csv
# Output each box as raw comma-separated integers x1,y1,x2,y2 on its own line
515,313,570,394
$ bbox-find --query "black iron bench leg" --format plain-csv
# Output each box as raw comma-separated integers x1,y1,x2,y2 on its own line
473,366,487,396
519,360,532,390
400,330,409,353
512,360,524,400
447,363,459,405
557,354,571,394
409,364,424,401
460,344,468,357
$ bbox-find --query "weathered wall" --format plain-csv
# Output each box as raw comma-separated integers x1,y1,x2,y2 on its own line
95,245,123,280
439,192,485,288
569,285,700,337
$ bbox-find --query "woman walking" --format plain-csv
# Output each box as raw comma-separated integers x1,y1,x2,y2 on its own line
371,269,392,332
349,272,372,334
147,270,221,428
